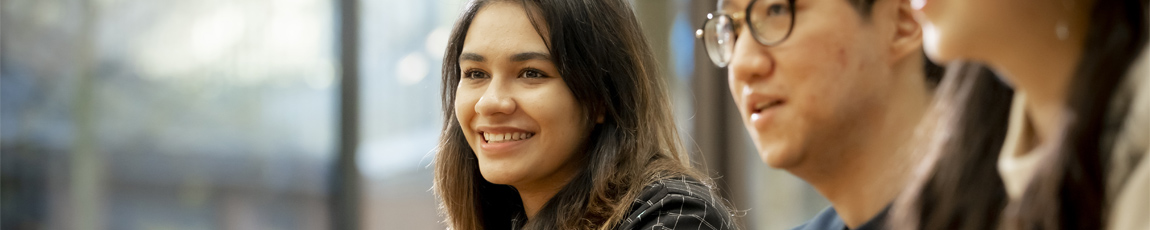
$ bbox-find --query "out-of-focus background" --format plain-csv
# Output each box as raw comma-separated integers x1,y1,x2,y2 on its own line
0,0,828,229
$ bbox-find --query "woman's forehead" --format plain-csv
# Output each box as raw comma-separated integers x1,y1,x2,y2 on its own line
461,2,549,55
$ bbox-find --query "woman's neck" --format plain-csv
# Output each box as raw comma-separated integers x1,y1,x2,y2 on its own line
989,37,1082,152
518,187,559,219
984,3,1089,151
513,164,581,219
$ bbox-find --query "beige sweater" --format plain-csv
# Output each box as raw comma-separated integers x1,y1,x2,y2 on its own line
996,41,1150,230
1106,34,1150,230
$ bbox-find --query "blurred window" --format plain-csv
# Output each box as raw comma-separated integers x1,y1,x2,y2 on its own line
356,0,463,229
3,0,337,229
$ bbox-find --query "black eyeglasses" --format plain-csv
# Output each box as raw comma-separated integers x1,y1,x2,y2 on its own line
695,0,796,67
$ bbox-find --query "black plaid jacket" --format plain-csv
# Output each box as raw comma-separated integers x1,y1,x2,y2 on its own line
507,177,736,230
615,177,736,230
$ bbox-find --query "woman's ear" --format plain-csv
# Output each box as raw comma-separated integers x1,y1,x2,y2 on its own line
596,114,604,124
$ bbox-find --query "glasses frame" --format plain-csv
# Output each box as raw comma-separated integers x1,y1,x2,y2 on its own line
696,0,797,67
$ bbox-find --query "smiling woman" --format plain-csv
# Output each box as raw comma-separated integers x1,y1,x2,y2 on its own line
434,0,737,229
454,3,592,215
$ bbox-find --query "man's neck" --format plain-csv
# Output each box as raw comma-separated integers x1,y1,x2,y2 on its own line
815,147,915,228
798,71,929,228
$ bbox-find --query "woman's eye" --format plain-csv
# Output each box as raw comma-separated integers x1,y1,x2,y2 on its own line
521,69,547,79
463,70,488,79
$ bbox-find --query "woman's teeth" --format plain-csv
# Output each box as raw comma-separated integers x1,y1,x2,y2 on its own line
483,132,535,143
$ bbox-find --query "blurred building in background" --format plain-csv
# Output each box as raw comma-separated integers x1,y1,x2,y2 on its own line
1,0,827,229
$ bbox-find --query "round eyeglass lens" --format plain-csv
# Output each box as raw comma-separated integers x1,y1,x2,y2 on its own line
703,15,735,67
748,0,793,45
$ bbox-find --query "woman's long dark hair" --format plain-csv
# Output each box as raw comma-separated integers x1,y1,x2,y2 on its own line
893,1,1148,229
891,62,1014,230
434,0,730,229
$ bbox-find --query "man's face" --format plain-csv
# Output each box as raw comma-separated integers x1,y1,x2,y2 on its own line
722,0,900,172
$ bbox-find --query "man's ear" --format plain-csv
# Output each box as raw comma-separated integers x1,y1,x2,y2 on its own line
889,0,924,63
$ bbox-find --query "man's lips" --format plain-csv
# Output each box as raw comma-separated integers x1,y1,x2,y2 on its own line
751,99,785,115
744,93,787,117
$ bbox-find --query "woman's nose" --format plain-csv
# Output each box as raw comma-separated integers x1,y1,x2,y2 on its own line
474,79,517,116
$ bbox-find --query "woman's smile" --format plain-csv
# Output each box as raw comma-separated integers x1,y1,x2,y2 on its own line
478,128,538,154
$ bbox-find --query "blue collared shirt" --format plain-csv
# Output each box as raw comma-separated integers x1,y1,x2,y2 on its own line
791,205,890,230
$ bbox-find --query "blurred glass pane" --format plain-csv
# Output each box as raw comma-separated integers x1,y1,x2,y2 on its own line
2,0,337,229
357,0,463,229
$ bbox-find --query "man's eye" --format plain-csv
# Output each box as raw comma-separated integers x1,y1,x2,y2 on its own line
766,4,790,16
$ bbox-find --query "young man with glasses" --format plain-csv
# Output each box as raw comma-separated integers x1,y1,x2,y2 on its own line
696,0,941,229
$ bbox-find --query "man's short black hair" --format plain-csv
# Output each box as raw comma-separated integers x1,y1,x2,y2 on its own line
849,0,878,18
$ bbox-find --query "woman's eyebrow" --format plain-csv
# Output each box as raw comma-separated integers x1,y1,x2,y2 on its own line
460,53,485,62
460,52,549,63
510,52,550,62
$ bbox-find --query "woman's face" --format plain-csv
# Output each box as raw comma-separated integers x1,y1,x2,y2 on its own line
455,2,590,189
913,0,1090,112
911,0,1069,64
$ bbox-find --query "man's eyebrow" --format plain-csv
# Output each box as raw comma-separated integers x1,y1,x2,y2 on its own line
460,53,485,62
510,52,550,62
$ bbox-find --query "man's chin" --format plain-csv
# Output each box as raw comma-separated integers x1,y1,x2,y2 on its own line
757,144,802,169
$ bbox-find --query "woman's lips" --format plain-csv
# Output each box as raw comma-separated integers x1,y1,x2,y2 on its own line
483,132,535,143
478,131,536,155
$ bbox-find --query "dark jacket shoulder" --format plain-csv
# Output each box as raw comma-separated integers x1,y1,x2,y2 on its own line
615,177,735,230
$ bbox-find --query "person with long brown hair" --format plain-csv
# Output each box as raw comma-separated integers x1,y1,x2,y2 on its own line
433,0,736,229
892,0,1149,229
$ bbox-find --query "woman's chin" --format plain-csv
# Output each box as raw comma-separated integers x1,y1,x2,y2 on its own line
478,167,522,185
923,31,967,65
921,24,947,62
